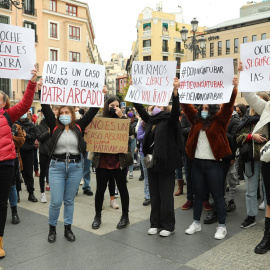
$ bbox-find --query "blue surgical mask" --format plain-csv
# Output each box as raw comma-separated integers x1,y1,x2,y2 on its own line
20,113,27,119
59,115,72,125
42,115,45,120
201,111,209,119
152,107,162,115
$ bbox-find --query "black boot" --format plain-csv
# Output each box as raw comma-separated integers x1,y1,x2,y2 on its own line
11,206,20,224
48,225,56,243
28,193,38,202
92,213,101,229
139,170,144,181
203,207,218,224
117,214,130,229
64,224,75,242
255,217,270,254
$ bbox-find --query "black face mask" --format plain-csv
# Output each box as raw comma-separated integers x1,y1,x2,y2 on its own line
237,112,242,117
109,107,117,118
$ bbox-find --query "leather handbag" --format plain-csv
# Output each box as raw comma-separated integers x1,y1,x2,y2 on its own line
143,152,154,169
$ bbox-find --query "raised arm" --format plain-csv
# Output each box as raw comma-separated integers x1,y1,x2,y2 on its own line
133,103,150,123
244,92,267,116
41,104,56,132
77,107,100,131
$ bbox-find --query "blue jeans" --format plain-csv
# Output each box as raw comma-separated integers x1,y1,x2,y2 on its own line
82,152,92,191
48,159,83,226
192,159,226,224
129,138,136,172
8,185,17,207
244,161,260,217
140,154,150,200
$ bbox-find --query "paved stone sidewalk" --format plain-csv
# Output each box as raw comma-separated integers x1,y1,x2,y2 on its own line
0,170,267,270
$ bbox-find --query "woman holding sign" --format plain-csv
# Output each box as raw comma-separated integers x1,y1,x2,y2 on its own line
181,78,238,240
41,83,108,243
132,78,183,237
91,96,134,230
0,66,38,259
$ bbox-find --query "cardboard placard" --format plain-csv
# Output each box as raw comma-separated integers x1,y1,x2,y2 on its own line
239,39,270,92
125,61,177,106
84,117,130,153
41,61,105,107
0,23,35,80
179,58,234,104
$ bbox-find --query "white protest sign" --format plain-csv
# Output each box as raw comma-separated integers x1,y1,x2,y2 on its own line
41,61,105,107
0,23,35,80
125,61,176,106
239,39,270,92
179,58,234,104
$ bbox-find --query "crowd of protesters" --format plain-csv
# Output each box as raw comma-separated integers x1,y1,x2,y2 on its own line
2,61,270,260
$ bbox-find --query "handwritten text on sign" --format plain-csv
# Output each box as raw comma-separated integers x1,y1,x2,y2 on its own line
0,24,35,80
239,39,270,92
84,117,130,154
125,61,176,106
179,58,234,104
41,61,105,107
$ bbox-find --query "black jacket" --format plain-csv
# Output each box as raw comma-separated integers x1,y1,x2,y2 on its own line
41,104,99,158
181,113,191,148
16,119,36,151
223,111,241,162
36,119,51,155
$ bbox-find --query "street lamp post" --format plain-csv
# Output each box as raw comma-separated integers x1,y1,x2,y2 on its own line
180,18,206,61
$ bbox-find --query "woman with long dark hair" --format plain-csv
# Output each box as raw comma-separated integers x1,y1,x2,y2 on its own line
41,85,108,243
182,78,238,240
91,96,133,230
0,66,38,259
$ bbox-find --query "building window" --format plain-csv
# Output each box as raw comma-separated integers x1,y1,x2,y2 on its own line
0,79,10,96
262,33,266,40
162,40,168,52
234,38,239,53
218,41,222,56
210,43,214,57
226,40,230,55
252,35,257,42
24,0,35,16
69,26,80,40
143,39,151,48
163,56,168,61
162,23,168,35
175,42,181,53
50,23,57,38
0,15,9,24
24,21,38,42
66,4,77,16
233,59,238,75
176,57,181,69
0,1,10,9
69,52,80,62
49,0,57,11
143,23,151,31
143,56,151,61
243,37,248,43
50,49,58,61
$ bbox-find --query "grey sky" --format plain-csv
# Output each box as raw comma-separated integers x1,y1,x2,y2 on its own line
84,0,249,61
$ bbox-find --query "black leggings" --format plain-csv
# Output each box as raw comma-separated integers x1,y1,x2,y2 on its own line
261,162,270,206
108,174,115,197
39,153,50,193
95,168,129,214
21,149,34,193
0,165,14,236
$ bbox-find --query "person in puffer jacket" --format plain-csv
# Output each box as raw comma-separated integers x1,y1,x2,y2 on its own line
0,66,38,259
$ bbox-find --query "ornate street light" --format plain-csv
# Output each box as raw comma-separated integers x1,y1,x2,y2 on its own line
180,18,206,61
0,0,25,9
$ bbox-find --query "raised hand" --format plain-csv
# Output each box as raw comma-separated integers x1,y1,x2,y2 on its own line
31,64,38,83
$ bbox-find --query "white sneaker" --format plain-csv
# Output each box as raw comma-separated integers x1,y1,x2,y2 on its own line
214,226,227,240
80,179,83,185
129,172,133,179
110,199,119,209
133,160,137,164
159,230,174,237
148,228,158,235
185,222,201,235
259,201,265,210
40,193,47,203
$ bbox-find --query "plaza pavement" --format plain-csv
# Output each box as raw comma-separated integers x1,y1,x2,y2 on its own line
0,169,269,270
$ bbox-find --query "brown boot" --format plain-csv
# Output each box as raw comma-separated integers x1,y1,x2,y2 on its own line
174,180,184,196
0,236,5,258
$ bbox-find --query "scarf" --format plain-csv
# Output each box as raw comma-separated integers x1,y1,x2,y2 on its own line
143,111,171,171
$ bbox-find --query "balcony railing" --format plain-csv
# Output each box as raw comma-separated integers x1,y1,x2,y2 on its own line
143,30,151,36
0,2,11,9
86,42,94,62
162,46,169,52
174,48,184,54
23,7,37,16
143,47,151,52
162,30,169,36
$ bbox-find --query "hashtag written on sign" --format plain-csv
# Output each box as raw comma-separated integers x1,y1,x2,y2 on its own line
179,92,186,101
179,80,186,89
